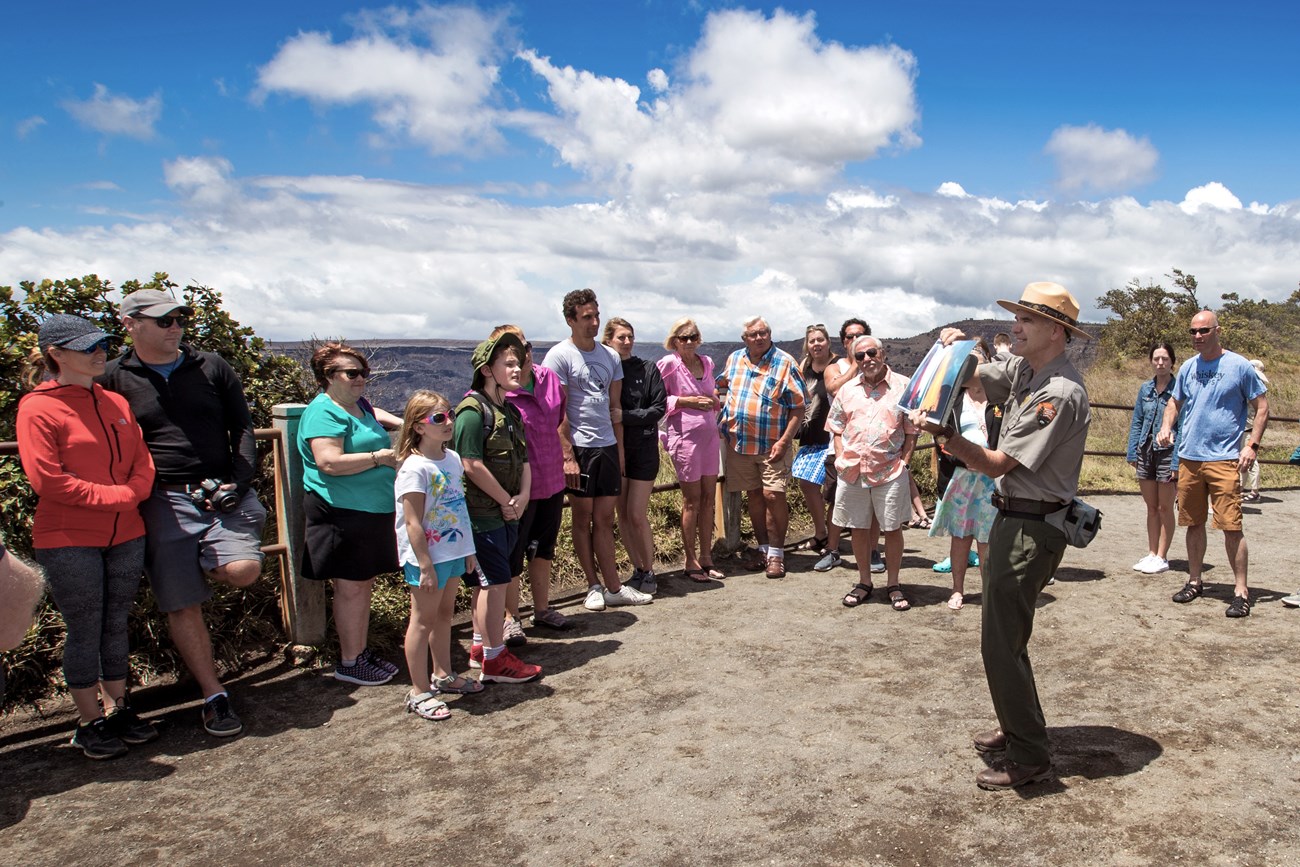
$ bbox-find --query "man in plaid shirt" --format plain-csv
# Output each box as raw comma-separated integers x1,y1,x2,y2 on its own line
718,316,807,578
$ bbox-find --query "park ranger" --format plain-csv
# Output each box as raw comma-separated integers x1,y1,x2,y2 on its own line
913,281,1091,790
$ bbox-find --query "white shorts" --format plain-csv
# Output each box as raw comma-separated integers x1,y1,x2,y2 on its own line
832,474,908,532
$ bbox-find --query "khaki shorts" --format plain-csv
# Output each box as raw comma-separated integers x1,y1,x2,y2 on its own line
832,473,908,532
1177,459,1242,531
725,448,794,493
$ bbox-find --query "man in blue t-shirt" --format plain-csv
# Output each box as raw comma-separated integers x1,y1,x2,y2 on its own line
1157,310,1268,618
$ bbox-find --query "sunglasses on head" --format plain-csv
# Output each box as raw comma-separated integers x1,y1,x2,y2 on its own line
422,409,456,424
63,338,110,355
142,314,188,329
1189,326,1215,336
333,368,368,380
854,348,881,361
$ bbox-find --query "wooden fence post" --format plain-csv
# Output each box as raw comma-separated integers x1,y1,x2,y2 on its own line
272,403,325,646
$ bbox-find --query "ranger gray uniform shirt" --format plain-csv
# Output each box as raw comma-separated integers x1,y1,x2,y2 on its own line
978,352,1090,505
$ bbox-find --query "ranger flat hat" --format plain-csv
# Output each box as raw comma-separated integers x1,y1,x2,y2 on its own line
997,282,1090,339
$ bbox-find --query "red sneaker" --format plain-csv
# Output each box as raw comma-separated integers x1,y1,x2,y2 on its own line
480,649,542,684
468,643,483,669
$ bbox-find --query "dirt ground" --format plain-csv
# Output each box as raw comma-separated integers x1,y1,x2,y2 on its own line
3,489,1300,866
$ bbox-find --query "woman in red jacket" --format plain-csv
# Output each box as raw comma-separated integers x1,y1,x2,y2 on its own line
17,314,157,760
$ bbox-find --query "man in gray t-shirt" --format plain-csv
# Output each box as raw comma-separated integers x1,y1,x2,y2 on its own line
541,289,650,610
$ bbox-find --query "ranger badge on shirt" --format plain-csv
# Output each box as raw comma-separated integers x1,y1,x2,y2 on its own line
1035,402,1057,427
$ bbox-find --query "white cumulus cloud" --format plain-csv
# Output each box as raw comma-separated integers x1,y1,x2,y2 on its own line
518,8,918,198
255,4,509,155
1180,181,1243,214
62,84,162,140
1045,124,1159,193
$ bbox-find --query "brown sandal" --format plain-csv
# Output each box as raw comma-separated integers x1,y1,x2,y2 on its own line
842,583,873,607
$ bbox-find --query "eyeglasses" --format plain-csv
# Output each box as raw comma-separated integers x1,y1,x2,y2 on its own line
61,339,110,354
746,329,771,339
676,333,701,343
854,348,881,361
142,314,188,329
1188,326,1215,336
422,410,456,424
333,369,369,380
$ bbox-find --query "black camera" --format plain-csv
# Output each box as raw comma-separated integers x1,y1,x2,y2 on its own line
190,479,240,513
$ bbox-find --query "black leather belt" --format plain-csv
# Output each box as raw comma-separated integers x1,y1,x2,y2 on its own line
992,492,1067,520
156,482,206,493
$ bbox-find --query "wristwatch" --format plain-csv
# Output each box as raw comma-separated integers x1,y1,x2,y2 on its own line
1248,441,1260,450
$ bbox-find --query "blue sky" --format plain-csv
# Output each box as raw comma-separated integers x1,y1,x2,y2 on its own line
2,1,1298,341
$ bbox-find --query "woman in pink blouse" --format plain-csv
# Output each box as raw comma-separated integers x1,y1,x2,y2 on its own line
657,318,724,581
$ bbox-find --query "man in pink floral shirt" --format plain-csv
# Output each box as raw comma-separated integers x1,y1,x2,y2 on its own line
827,335,918,611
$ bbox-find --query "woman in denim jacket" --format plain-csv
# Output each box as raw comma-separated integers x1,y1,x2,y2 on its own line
1126,342,1179,574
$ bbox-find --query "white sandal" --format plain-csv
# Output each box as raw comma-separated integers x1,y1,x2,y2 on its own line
948,592,964,610
405,691,450,721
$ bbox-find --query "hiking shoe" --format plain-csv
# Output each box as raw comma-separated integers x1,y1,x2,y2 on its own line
201,694,243,738
71,717,129,760
480,649,542,684
584,585,607,611
870,551,886,574
334,656,394,686
604,584,653,606
468,643,484,669
504,618,527,647
106,704,160,745
932,557,953,574
531,608,573,630
639,572,658,595
359,647,400,677
813,550,842,572
1282,590,1300,608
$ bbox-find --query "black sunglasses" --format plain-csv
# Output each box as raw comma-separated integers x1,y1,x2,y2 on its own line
422,409,456,424
1189,326,1215,336
63,338,111,355
142,314,188,329
676,332,701,342
333,369,369,380
854,348,881,361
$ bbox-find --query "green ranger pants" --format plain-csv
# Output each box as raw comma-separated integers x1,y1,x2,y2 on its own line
981,514,1068,766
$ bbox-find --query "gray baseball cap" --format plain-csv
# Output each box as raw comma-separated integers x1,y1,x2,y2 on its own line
121,289,195,319
37,314,110,352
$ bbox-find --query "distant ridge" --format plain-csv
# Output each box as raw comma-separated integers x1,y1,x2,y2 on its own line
269,319,1101,411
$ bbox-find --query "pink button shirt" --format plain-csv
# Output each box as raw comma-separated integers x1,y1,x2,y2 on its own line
826,368,916,486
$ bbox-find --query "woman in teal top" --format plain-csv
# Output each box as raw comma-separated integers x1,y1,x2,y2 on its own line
298,342,402,687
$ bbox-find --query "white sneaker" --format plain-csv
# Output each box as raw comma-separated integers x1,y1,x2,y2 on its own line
1139,557,1170,574
1281,590,1300,608
604,584,653,606
1132,554,1156,572
583,585,606,611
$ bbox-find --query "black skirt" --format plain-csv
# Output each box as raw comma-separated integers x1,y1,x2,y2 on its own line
301,489,398,581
